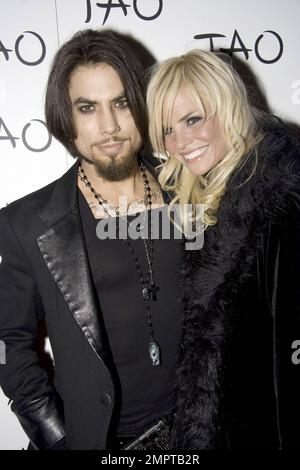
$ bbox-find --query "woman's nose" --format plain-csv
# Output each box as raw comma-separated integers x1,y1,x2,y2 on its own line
175,128,192,151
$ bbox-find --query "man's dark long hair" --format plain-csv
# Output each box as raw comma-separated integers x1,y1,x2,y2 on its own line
45,29,147,157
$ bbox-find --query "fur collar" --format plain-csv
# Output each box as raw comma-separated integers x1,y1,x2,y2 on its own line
183,119,300,311
171,119,300,449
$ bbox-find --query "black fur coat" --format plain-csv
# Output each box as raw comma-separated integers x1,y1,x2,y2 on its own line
171,118,300,449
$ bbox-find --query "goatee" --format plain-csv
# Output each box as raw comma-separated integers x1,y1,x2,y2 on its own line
78,151,138,182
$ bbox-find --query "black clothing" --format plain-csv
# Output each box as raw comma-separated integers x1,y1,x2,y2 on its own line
0,156,182,450
78,192,182,435
171,119,300,449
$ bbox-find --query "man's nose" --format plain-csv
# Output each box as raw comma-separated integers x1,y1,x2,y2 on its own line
98,109,120,135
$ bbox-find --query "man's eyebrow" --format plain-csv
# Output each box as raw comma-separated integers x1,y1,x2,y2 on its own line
73,94,127,106
74,97,97,105
111,93,127,103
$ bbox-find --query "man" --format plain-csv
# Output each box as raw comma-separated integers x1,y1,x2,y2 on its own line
0,30,182,450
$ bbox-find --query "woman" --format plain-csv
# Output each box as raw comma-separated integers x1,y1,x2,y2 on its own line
147,50,300,449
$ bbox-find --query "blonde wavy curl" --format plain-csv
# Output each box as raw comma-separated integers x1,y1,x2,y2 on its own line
147,50,265,230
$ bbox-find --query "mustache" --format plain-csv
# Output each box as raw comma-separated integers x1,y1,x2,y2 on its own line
92,138,126,146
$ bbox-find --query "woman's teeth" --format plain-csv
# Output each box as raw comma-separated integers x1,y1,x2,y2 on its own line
184,145,208,160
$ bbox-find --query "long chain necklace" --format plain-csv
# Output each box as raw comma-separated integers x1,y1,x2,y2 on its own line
78,161,161,366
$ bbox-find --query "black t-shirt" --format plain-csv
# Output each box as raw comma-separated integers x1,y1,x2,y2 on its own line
78,189,183,435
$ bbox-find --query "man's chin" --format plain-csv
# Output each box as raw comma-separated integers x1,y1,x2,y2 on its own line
77,148,139,181
94,155,138,182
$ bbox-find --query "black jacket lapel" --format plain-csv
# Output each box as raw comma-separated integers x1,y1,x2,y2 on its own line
36,161,110,365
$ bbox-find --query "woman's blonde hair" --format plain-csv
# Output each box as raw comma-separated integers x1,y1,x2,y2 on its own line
147,50,264,229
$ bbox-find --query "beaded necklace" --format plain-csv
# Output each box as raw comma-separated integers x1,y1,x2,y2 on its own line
78,161,161,366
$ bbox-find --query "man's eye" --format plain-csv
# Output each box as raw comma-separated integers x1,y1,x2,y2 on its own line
79,104,94,113
187,116,202,126
115,99,128,109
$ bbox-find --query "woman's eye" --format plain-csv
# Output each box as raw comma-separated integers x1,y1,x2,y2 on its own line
187,116,202,126
163,127,174,136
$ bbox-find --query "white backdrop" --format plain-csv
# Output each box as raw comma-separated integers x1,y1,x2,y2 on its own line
0,0,299,450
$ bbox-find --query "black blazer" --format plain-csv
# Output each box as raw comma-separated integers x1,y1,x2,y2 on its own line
1,158,162,450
